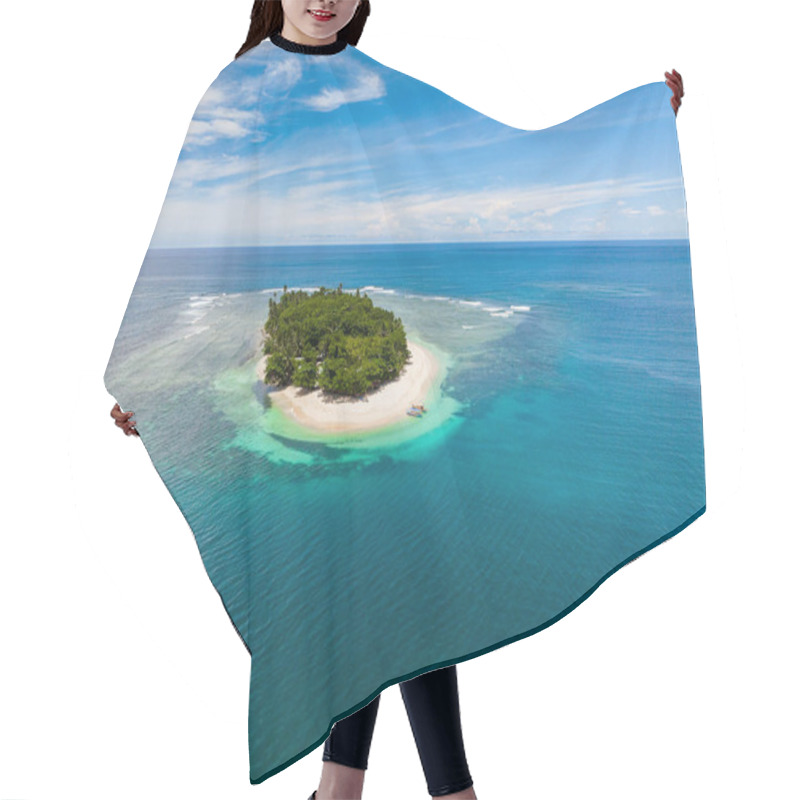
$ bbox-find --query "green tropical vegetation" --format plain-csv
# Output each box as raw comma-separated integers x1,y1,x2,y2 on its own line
261,284,411,397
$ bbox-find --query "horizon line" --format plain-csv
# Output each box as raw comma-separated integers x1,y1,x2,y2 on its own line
149,237,690,251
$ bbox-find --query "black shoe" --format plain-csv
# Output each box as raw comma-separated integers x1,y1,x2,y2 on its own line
307,792,317,800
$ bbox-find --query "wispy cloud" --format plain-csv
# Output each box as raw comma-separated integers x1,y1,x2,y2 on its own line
301,67,386,112
184,60,305,146
151,48,685,246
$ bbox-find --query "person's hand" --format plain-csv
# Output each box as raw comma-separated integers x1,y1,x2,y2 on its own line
665,69,684,116
110,402,139,436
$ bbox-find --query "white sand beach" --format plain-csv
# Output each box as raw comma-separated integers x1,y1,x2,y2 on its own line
257,339,440,433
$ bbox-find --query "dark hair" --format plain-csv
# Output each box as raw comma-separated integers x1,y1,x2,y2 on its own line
236,1,371,59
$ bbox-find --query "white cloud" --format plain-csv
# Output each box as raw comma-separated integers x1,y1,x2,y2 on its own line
302,68,386,112
183,61,304,148
154,171,687,247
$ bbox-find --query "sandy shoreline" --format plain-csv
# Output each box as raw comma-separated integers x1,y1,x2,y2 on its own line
257,339,440,434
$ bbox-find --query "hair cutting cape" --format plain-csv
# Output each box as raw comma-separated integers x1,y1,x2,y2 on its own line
104,32,706,785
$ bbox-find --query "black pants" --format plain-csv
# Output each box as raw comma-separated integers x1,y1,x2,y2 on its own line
323,664,473,797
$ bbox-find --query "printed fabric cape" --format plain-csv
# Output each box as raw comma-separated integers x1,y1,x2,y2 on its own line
104,31,706,785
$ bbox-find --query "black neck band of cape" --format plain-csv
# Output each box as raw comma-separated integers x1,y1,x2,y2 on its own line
269,31,348,55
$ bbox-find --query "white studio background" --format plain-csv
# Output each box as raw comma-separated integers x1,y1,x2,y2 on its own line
1,1,796,798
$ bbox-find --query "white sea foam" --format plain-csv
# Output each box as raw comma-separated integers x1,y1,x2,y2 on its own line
182,325,210,339
179,293,226,327
188,296,217,308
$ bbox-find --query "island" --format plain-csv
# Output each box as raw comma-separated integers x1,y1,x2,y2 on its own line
257,284,441,434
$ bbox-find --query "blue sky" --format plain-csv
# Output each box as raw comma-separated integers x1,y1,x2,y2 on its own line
150,41,688,248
